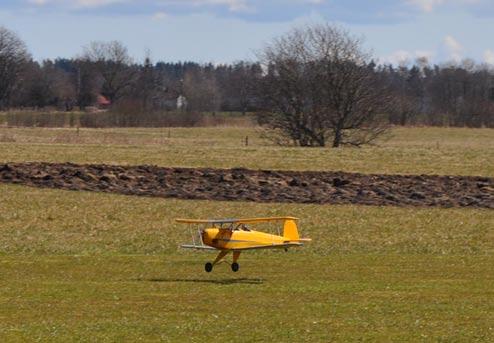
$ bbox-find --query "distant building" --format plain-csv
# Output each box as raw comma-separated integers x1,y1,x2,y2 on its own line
97,95,111,109
177,95,188,111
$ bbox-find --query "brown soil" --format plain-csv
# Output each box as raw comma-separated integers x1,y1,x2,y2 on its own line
1,162,493,209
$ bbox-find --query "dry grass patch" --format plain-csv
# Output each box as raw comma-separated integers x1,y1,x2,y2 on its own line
0,126,493,176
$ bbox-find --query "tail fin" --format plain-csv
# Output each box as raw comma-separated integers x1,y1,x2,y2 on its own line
283,219,299,241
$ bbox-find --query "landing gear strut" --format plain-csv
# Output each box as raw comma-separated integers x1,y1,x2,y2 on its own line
204,250,242,272
231,251,241,272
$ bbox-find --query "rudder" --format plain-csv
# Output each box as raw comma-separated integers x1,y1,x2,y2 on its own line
283,219,299,241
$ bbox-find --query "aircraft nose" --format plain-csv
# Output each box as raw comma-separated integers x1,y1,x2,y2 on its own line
202,229,215,244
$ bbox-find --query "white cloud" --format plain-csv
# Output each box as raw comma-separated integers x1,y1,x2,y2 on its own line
444,35,462,61
200,0,326,12
305,0,326,4
415,50,435,60
484,50,494,65
408,0,444,13
407,0,482,13
384,36,469,66
28,0,49,5
383,49,434,65
444,35,461,51
176,0,251,12
74,0,127,7
386,50,412,65
28,0,128,8
26,0,251,11
152,11,168,21
204,0,251,12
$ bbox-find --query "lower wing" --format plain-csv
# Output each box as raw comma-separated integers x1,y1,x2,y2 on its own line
181,244,217,250
233,242,304,251
181,242,306,251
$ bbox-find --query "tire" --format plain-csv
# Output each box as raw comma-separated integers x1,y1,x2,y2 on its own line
231,262,239,272
205,262,213,272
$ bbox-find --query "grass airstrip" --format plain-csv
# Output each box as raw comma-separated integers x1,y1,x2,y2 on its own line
1,126,493,341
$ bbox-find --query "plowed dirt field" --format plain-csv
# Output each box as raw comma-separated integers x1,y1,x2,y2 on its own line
2,162,493,208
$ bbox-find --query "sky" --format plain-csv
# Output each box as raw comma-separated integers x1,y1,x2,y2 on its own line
0,0,493,65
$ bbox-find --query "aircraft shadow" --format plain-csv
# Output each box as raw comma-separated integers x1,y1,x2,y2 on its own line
137,277,265,285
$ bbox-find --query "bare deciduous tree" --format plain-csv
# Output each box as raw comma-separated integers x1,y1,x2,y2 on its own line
0,27,30,109
82,41,136,104
258,24,390,147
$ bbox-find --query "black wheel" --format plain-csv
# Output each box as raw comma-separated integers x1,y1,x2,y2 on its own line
231,262,239,272
205,262,213,273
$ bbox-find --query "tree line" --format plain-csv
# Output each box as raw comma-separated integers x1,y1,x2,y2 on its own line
1,24,493,145
0,27,262,116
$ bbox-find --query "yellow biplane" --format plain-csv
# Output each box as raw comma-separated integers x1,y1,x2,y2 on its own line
176,217,311,272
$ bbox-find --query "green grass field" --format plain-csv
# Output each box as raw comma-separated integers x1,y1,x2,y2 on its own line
1,126,493,176
1,184,493,342
1,126,493,341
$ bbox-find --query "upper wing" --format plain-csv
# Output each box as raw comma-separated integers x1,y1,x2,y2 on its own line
175,217,299,225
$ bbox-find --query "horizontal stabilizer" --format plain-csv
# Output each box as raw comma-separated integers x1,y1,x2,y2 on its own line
289,238,312,242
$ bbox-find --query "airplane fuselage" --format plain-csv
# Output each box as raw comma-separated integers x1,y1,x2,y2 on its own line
202,227,288,250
